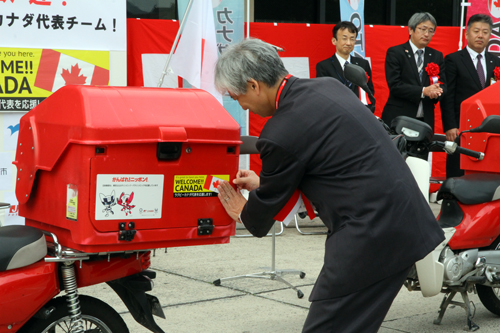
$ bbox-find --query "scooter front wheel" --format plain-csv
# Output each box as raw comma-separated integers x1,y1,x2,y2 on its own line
18,295,130,333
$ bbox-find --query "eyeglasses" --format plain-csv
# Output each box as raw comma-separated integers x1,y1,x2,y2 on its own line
416,27,435,35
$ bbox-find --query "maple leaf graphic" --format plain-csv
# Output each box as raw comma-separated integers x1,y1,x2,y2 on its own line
495,0,500,8
212,180,220,188
61,63,87,85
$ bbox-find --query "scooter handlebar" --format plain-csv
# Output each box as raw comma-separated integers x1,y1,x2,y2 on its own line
455,146,484,160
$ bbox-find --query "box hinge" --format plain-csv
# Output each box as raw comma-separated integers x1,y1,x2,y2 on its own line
198,218,214,235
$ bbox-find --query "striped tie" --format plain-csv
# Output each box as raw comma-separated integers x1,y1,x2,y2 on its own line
416,50,424,83
477,54,486,89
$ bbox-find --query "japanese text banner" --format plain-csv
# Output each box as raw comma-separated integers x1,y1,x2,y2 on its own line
0,0,126,51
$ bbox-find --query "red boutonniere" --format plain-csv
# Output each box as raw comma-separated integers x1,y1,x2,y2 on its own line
425,62,442,84
366,72,370,82
494,67,500,81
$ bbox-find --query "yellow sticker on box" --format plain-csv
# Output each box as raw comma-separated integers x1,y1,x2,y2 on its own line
173,175,229,198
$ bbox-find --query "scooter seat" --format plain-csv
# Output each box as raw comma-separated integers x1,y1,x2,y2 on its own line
437,173,500,205
0,225,47,272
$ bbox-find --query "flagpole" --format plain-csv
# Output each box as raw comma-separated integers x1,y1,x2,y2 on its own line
157,0,195,87
458,0,471,51
246,0,250,38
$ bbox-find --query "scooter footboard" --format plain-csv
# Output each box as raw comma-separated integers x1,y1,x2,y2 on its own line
415,228,455,297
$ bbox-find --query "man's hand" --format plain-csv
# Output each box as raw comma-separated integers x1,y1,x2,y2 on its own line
217,181,247,223
233,169,260,191
445,128,459,142
423,83,443,99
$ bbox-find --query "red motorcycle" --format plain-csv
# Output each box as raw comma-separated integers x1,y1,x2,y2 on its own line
0,85,240,333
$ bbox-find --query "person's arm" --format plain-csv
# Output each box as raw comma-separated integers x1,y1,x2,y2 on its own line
365,61,376,112
241,139,305,237
316,61,327,78
385,47,424,104
440,54,458,138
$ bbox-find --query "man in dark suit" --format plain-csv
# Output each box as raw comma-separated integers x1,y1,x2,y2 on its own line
382,12,446,131
316,21,376,112
441,14,500,178
214,38,444,332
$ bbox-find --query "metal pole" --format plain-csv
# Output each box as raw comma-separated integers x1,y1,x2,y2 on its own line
246,0,250,38
157,0,195,87
458,0,471,51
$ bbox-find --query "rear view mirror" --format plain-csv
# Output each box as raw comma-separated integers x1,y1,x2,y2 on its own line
344,63,375,104
470,115,500,134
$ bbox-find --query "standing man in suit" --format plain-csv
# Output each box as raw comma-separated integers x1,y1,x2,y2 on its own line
214,38,444,332
441,14,500,178
382,12,446,131
316,21,376,112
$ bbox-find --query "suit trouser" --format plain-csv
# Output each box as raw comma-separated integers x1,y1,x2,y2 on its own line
302,265,411,333
446,136,465,179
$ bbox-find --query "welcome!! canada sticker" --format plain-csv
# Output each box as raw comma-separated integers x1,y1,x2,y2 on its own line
95,174,164,220
173,175,229,198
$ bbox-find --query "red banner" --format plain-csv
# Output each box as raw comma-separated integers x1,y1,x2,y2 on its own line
127,19,466,191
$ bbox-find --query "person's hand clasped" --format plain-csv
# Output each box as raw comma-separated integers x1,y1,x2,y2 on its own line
218,181,247,223
423,83,443,99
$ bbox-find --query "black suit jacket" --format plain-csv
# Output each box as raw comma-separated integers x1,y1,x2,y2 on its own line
316,55,376,112
441,48,500,132
382,41,447,131
241,76,445,300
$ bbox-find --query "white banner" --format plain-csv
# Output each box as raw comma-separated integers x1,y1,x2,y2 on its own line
0,0,126,51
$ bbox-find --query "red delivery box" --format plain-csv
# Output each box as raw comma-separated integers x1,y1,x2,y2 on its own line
460,82,500,175
14,85,240,253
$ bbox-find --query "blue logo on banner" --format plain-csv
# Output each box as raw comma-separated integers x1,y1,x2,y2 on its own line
339,0,365,58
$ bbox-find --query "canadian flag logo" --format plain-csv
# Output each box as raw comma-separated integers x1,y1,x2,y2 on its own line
203,175,225,193
348,0,359,10
489,0,500,18
34,49,109,93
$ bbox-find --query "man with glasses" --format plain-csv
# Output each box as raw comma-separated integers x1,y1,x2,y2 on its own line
381,12,446,131
440,14,500,178
316,21,376,112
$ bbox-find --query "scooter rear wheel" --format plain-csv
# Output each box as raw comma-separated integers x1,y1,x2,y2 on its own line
477,238,500,316
18,295,130,333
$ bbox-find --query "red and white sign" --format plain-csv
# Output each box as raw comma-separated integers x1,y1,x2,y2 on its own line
489,0,500,18
34,49,109,92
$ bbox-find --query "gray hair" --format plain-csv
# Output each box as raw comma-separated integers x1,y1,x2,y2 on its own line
408,12,437,31
214,38,289,95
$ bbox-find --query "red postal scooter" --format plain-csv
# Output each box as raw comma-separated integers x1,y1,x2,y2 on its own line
344,61,500,331
0,227,163,333
389,115,500,331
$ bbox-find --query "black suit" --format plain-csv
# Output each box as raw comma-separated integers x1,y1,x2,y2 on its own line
441,48,500,178
382,41,447,131
241,76,445,330
316,55,376,112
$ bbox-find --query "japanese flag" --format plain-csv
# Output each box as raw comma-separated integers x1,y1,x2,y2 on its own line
34,49,109,93
169,0,222,104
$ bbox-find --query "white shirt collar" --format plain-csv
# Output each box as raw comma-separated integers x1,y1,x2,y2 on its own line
409,40,425,55
335,52,351,69
466,45,485,61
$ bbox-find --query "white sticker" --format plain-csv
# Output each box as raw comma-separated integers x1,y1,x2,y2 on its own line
95,174,164,220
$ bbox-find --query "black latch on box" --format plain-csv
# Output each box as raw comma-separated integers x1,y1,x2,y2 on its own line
198,218,214,235
118,222,137,241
